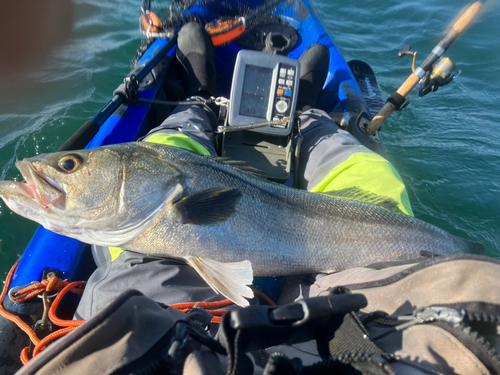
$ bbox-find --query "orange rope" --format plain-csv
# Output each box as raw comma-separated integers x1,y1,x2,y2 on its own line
170,299,234,323
11,276,82,303
0,261,41,346
3,261,278,364
252,289,277,306
211,316,222,323
0,260,87,365
169,299,234,310
170,289,276,323
20,347,30,366
32,327,75,357
28,281,88,361
48,281,86,328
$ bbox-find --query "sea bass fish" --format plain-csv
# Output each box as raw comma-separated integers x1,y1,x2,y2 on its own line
0,142,481,306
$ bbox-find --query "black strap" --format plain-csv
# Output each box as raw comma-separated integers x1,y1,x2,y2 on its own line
113,75,140,106
386,92,409,111
326,312,387,358
219,312,255,375
167,306,226,366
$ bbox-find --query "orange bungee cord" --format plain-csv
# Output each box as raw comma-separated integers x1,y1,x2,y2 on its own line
0,261,86,365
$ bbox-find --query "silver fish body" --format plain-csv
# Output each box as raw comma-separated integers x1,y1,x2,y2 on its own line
0,142,480,305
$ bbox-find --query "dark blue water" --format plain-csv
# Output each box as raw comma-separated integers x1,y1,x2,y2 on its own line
1,0,499,278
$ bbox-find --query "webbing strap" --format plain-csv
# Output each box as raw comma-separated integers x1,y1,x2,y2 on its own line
325,312,388,359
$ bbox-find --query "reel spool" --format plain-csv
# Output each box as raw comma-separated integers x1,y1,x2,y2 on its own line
398,45,461,97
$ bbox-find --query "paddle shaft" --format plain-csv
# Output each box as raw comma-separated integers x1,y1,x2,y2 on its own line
365,1,484,135
58,35,178,152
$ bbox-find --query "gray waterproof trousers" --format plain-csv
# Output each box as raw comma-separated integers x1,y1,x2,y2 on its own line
75,102,387,320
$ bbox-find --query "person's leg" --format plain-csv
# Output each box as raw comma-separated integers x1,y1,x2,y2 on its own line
297,109,412,215
144,22,219,154
176,22,217,99
143,99,219,155
296,44,330,112
295,45,413,215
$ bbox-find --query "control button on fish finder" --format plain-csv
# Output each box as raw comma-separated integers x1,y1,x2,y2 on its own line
279,68,286,78
275,99,289,113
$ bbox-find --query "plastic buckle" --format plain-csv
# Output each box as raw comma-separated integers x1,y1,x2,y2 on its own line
167,321,190,363
228,293,367,352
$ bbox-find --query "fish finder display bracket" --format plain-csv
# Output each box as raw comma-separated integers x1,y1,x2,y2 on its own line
222,50,300,183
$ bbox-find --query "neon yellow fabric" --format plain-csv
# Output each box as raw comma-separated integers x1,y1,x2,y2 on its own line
311,152,414,216
109,246,125,262
145,133,211,155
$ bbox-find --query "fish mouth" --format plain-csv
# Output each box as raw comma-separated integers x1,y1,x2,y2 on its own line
14,161,65,208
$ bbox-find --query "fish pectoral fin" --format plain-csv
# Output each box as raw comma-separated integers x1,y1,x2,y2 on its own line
186,257,254,307
323,187,404,214
174,188,242,225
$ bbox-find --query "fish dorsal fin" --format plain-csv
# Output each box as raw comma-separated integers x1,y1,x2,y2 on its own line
186,257,254,307
174,188,242,225
323,187,404,214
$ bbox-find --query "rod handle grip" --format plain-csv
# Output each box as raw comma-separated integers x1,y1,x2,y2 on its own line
453,1,483,32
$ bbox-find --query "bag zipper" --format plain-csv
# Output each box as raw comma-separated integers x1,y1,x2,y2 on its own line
368,306,500,374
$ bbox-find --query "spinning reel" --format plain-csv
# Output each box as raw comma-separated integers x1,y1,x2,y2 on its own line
399,45,461,97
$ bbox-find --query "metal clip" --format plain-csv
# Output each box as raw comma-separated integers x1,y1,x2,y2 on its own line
395,306,465,331
414,306,465,327
394,315,424,331
214,96,230,107
8,281,40,302
280,117,291,125
177,123,202,133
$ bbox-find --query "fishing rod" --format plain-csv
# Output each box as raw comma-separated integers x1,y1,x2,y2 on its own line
58,35,178,152
365,1,485,136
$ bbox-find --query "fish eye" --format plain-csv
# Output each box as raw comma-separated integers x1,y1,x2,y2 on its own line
58,154,83,173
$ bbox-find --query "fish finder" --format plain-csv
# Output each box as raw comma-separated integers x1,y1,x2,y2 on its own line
228,50,300,135
222,50,300,182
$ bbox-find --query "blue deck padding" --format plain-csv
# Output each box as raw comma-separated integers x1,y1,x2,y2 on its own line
12,228,88,287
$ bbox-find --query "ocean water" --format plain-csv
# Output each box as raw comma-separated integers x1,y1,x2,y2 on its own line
1,0,499,278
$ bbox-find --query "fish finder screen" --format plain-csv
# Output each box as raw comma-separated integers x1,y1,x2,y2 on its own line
239,65,273,119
